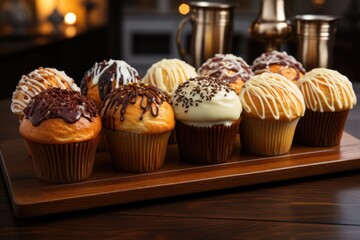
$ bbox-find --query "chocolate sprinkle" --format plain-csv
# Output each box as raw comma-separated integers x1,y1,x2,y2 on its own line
99,83,170,130
173,77,234,113
23,88,98,126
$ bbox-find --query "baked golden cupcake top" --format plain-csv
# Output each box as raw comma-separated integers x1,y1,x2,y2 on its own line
252,51,306,81
142,58,198,98
297,68,357,112
198,54,253,94
240,72,305,121
11,67,80,120
99,82,175,134
19,88,101,144
80,59,141,108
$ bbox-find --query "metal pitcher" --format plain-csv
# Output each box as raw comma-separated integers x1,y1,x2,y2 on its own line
176,1,234,68
295,15,339,70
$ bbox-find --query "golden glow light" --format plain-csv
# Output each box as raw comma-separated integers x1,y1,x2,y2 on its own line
178,3,190,15
64,12,77,25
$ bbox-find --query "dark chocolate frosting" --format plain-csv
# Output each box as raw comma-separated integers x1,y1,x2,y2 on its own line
100,83,170,130
23,88,98,126
80,59,141,100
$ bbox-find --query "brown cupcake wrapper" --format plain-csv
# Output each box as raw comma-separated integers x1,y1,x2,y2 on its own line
25,138,98,183
104,129,171,173
294,109,350,147
240,117,298,156
175,119,241,164
96,129,109,151
168,129,177,145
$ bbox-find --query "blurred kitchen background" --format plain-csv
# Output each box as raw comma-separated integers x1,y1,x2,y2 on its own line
0,0,359,99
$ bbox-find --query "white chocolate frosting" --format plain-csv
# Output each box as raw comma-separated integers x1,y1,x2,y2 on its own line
172,77,242,127
240,72,305,120
142,59,198,97
11,67,79,119
296,68,357,112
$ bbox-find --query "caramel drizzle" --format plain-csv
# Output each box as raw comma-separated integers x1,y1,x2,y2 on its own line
100,83,170,130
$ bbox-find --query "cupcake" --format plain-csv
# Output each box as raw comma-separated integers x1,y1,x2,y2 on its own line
99,82,175,172
295,68,357,147
239,72,305,156
19,88,101,183
172,77,242,164
80,59,141,150
11,67,80,121
142,58,197,143
198,53,253,94
251,50,306,81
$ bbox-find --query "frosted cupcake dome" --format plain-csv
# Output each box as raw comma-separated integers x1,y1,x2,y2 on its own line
142,58,198,98
240,72,305,121
11,67,80,120
296,68,357,112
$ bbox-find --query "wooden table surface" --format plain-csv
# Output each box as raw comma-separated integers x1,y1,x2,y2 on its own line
1,82,360,240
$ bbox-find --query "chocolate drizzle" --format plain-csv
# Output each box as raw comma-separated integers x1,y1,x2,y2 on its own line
99,83,170,130
23,88,98,126
198,54,253,83
80,59,141,100
173,77,233,113
252,51,306,79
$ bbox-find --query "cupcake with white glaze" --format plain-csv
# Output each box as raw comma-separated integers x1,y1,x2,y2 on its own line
172,77,242,164
80,59,141,150
11,67,80,121
239,72,305,156
295,68,357,147
198,53,253,94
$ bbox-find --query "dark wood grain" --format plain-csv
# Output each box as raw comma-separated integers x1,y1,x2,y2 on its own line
1,132,360,218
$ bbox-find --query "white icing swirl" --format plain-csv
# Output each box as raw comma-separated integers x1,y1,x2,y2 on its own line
11,67,79,119
297,68,357,112
240,73,305,120
172,77,242,127
142,59,197,97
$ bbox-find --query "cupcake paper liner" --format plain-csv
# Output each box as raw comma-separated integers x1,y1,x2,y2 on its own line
104,128,171,173
240,117,299,156
25,138,98,183
175,119,241,164
294,109,350,147
96,129,109,151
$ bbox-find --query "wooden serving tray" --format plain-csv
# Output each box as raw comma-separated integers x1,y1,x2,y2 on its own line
1,133,360,218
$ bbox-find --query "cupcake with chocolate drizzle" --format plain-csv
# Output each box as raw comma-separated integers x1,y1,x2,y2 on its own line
99,82,175,172
80,59,140,150
252,50,306,81
172,77,242,164
19,88,101,183
198,53,253,94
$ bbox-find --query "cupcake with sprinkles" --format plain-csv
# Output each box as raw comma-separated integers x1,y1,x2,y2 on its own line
251,50,306,81
172,77,242,164
19,88,101,183
295,68,357,147
239,72,305,156
99,82,175,172
198,53,253,94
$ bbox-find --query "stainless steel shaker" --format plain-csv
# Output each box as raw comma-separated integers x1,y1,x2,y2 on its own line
295,15,340,71
176,1,234,68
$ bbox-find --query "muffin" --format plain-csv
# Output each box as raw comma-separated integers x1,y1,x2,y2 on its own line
80,59,141,150
198,53,253,94
251,50,306,81
172,77,242,164
99,82,175,172
142,58,198,98
239,72,305,156
11,67,80,121
142,58,197,143
295,68,357,147
19,88,101,183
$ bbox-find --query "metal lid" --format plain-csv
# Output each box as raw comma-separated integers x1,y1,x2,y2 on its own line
189,1,234,9
294,15,340,22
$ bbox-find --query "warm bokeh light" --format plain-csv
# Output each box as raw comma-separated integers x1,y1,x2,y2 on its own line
64,12,77,25
178,3,190,15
